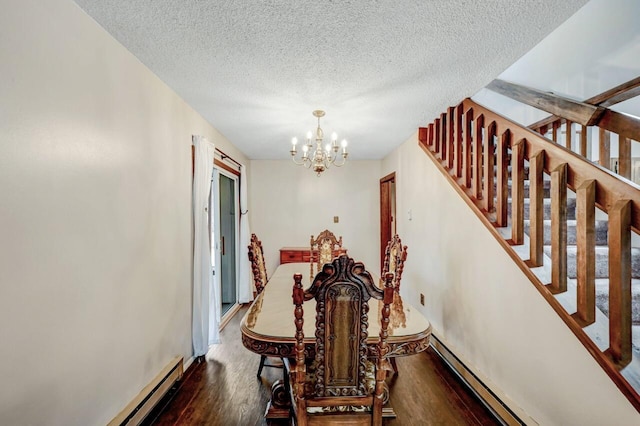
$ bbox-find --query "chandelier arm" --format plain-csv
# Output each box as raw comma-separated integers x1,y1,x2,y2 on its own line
331,154,348,167
291,156,311,166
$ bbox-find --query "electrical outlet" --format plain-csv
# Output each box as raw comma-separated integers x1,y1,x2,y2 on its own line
420,293,425,306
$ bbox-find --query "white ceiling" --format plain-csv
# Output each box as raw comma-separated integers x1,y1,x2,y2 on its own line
73,0,588,160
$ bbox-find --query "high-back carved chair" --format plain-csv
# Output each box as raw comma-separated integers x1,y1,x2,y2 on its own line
381,235,407,375
382,234,408,292
247,233,283,378
309,229,342,280
248,233,268,297
287,255,394,425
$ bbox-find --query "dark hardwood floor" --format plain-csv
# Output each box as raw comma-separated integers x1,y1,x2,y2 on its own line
147,306,499,426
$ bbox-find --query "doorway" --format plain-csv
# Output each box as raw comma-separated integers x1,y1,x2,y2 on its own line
380,172,396,273
212,169,239,320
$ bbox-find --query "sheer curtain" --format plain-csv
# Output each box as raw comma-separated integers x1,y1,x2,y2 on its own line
192,135,219,358
238,164,253,303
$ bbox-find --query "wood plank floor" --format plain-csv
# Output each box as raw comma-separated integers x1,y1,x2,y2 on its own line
147,306,499,426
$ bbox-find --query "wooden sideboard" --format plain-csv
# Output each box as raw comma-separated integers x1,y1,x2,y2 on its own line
279,247,348,264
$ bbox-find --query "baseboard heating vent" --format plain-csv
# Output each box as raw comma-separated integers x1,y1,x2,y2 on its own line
431,337,528,426
108,356,183,426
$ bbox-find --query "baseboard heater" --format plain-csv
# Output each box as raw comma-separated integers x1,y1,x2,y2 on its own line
109,356,184,426
430,337,526,426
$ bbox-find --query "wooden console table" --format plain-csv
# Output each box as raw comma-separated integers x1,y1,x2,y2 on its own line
279,246,347,264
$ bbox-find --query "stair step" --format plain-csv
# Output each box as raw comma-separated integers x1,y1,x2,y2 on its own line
508,197,577,220
525,220,608,246
544,246,640,279
495,179,552,198
594,279,640,325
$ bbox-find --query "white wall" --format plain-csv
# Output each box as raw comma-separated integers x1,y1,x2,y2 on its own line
249,160,381,276
0,1,248,425
472,0,640,139
382,133,639,425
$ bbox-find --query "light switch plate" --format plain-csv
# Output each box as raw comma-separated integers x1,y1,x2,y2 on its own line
333,216,339,223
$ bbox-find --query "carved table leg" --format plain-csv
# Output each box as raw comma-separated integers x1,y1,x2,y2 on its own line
264,379,291,419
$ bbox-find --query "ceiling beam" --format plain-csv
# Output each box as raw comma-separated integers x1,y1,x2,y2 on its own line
586,76,640,108
527,76,640,131
487,79,605,127
488,79,640,141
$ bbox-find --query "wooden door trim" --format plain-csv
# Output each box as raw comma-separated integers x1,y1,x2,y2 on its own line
380,172,396,184
380,172,396,273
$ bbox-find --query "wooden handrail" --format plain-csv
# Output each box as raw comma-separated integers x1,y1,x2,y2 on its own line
459,99,640,233
418,97,640,412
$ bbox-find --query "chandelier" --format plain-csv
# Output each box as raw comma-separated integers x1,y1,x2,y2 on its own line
290,110,348,176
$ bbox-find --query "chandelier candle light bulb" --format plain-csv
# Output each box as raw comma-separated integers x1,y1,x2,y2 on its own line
290,110,349,176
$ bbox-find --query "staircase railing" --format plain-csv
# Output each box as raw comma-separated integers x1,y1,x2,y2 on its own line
419,98,640,411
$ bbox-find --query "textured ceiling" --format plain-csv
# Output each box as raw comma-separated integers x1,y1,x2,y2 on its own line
73,0,588,160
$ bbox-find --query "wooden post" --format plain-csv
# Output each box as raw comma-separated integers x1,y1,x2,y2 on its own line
511,139,525,244
428,123,434,148
607,199,632,368
440,113,447,161
565,120,573,150
434,118,441,156
549,163,567,294
528,150,545,267
448,107,455,170
418,127,428,145
455,105,464,177
496,130,510,227
574,180,596,326
580,125,588,158
463,108,474,189
552,119,560,143
473,115,484,200
482,122,496,213
619,136,631,179
599,128,611,169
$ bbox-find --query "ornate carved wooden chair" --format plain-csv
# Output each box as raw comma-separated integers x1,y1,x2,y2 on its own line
247,233,283,378
309,229,343,280
381,234,407,375
286,255,394,425
382,234,408,292
248,233,268,297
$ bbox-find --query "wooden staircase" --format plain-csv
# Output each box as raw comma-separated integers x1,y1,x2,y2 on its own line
505,182,640,324
418,96,640,411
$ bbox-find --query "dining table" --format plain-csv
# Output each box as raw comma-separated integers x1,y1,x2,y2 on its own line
240,261,432,419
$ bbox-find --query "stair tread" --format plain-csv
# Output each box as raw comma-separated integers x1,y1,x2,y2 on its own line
544,246,640,253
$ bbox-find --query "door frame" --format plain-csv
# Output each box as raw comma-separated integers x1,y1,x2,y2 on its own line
380,172,396,273
213,166,241,328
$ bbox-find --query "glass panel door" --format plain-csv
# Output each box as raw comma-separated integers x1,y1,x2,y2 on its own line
216,171,238,317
